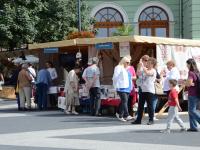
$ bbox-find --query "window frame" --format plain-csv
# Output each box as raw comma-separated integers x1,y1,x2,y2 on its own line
94,7,124,37
139,6,169,37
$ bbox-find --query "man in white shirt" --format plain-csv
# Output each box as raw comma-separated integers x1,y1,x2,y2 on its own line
82,57,101,116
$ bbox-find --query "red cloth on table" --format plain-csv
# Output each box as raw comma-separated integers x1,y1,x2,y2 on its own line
101,98,121,107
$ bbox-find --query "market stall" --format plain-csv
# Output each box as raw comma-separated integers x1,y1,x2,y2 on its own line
28,35,200,113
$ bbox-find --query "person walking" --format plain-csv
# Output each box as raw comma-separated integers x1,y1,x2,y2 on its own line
132,57,157,125
36,68,51,110
113,56,133,122
17,64,32,110
161,79,186,133
64,66,80,115
185,58,200,132
127,62,137,117
82,57,101,116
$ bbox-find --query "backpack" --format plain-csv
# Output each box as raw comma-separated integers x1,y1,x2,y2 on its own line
194,72,200,98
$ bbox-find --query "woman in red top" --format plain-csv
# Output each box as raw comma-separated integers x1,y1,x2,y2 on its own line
161,79,186,133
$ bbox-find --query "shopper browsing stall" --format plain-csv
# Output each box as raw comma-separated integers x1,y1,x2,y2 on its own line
64,66,80,115
36,68,51,110
82,57,101,116
46,61,58,108
18,64,32,110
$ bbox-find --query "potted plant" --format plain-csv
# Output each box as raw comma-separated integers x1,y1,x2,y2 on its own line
112,24,134,36
66,27,95,39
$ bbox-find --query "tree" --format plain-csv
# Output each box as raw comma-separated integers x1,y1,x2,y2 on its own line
65,0,95,33
34,0,69,43
0,0,44,51
0,0,94,50
112,24,134,36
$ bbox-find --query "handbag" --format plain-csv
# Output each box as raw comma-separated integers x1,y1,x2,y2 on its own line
15,82,19,93
154,82,164,95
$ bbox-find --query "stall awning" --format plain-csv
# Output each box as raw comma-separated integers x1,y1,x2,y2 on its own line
28,35,200,50
28,39,76,50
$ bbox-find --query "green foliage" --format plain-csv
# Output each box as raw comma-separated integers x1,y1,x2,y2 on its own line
0,0,94,50
112,24,134,36
0,0,44,50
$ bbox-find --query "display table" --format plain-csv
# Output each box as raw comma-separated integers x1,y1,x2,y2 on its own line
79,98,121,114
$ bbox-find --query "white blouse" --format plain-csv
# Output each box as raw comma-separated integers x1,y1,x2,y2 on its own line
112,65,129,89
47,68,58,80
163,67,180,92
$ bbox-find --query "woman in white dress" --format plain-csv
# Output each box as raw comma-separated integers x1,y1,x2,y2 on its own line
64,66,80,115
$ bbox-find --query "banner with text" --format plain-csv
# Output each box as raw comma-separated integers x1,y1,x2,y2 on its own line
156,45,200,79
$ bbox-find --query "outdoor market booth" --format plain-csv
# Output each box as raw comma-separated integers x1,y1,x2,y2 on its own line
0,49,39,99
27,35,200,113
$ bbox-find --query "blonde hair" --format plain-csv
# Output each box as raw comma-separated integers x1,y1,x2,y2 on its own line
141,55,149,61
166,60,176,67
119,56,131,66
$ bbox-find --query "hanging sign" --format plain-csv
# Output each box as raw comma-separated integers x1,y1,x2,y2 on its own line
95,42,113,50
44,47,59,53
119,42,130,57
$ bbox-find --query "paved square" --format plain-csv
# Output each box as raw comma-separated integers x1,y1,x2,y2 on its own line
0,99,199,150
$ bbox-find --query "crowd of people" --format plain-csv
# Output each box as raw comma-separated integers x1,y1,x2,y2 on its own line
112,55,200,132
1,54,200,133
11,61,56,111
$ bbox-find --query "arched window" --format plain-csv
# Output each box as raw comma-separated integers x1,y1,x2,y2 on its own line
94,7,124,37
139,6,169,37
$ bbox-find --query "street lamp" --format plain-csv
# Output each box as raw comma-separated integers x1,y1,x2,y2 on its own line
77,0,81,32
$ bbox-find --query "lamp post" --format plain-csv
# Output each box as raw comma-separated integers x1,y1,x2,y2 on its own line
77,0,81,32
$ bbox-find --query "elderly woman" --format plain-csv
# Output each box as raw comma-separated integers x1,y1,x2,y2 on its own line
64,65,80,115
18,64,32,110
163,60,180,96
185,58,200,132
113,56,133,122
132,57,157,125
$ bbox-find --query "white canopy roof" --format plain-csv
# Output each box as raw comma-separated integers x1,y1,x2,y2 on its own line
28,35,200,50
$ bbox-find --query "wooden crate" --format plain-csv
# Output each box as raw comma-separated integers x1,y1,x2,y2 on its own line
0,86,16,99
